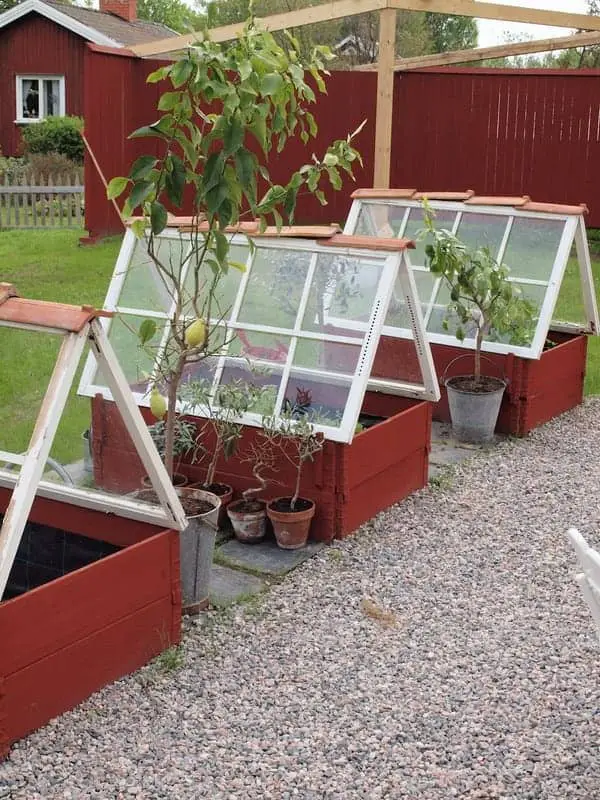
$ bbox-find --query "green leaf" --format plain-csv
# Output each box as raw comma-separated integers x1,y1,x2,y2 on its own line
228,260,247,272
170,58,194,88
248,115,267,154
138,319,157,345
150,201,168,235
202,151,225,194
165,154,186,207
129,156,157,182
106,176,128,200
214,230,229,265
128,180,154,211
158,91,181,111
130,219,146,238
223,115,244,156
147,65,170,84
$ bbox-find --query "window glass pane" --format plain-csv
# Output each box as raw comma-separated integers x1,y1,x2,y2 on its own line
282,370,351,428
502,217,565,281
303,253,383,334
22,79,39,119
295,337,360,374
44,79,60,117
237,246,311,328
554,242,587,325
183,242,248,322
228,328,290,364
357,203,407,237
404,208,457,266
118,236,183,313
93,315,165,391
217,359,282,415
455,213,507,256
384,269,436,329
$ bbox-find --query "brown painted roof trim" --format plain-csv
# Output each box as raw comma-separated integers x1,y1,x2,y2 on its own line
414,190,475,200
320,234,415,251
520,201,589,215
252,225,341,238
465,195,531,207
0,296,112,333
351,188,417,199
178,220,260,234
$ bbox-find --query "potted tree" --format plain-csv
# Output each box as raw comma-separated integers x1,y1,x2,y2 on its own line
265,412,324,549
227,437,277,543
422,202,537,443
143,416,202,488
107,18,363,608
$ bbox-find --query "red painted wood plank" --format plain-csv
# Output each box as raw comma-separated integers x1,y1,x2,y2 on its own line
1,596,177,755
0,530,177,676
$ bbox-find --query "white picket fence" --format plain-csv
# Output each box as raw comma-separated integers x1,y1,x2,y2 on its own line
0,171,84,229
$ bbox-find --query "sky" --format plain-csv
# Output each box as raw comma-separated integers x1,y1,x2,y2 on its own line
477,0,590,47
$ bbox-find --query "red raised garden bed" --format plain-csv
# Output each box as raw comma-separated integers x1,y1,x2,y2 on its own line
91,391,432,541
0,488,180,760
371,331,588,436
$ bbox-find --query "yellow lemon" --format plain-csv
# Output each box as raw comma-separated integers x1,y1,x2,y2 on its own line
150,387,167,420
184,318,207,349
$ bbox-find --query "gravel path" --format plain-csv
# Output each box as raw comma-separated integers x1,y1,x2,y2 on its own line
2,401,600,800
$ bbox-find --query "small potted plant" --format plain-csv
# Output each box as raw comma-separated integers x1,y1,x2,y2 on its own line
264,413,324,550
227,438,277,543
143,416,202,489
422,202,537,443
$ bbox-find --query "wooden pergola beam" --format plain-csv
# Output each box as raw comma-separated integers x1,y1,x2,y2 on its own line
356,30,600,72
131,0,600,58
374,8,396,189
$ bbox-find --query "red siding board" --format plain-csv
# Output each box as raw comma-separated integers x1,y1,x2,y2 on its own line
2,596,175,753
0,14,84,155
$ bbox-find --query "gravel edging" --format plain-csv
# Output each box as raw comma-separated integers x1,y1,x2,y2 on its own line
2,400,600,799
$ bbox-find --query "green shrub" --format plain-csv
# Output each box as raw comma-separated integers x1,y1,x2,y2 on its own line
27,152,81,179
21,116,84,163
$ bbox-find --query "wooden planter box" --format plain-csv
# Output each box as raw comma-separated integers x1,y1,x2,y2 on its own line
91,391,432,542
0,489,180,759
371,331,588,436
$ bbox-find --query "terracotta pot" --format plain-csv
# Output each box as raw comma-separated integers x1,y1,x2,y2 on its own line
227,499,267,543
266,497,315,550
190,482,234,530
141,472,187,489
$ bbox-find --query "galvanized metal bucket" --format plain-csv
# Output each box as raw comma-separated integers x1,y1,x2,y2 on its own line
446,375,507,444
176,488,220,615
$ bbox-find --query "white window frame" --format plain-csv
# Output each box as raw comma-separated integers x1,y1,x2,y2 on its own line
15,75,66,123
344,198,600,360
79,229,440,444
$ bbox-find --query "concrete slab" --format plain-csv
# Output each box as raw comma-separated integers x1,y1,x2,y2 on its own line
216,537,325,577
209,564,265,607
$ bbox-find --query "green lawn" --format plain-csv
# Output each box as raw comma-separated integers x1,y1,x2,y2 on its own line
0,229,121,463
1,228,600,468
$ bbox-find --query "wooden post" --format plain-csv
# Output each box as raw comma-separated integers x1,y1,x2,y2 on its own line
373,8,396,189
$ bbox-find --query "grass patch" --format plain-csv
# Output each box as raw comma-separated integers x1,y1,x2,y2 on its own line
0,229,120,463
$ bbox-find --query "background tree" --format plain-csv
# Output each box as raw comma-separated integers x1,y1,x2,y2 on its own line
424,12,477,53
137,0,204,33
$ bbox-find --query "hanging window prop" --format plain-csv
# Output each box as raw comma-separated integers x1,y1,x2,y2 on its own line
78,228,440,443
0,284,187,600
344,190,599,360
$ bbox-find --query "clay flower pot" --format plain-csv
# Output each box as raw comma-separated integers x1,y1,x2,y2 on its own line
227,499,267,543
266,497,315,550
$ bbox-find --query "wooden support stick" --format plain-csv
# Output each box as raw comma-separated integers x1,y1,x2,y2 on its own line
81,131,126,229
373,8,396,189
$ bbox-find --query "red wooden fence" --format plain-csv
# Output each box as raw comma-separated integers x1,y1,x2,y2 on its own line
83,47,600,238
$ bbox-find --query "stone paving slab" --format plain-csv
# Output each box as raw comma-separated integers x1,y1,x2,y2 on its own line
209,564,265,607
217,537,325,577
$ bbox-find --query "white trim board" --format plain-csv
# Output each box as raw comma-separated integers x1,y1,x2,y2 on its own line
0,0,121,47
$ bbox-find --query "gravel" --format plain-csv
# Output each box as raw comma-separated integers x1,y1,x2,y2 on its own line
3,400,600,799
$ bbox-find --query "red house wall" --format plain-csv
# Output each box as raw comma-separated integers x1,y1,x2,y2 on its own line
0,13,85,155
83,53,600,237
83,45,376,237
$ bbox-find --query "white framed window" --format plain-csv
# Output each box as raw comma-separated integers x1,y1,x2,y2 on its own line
78,228,440,444
344,197,600,360
16,75,65,123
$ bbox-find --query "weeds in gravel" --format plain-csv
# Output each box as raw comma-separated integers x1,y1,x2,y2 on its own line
154,645,185,673
327,548,345,563
429,466,456,491
360,597,398,628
